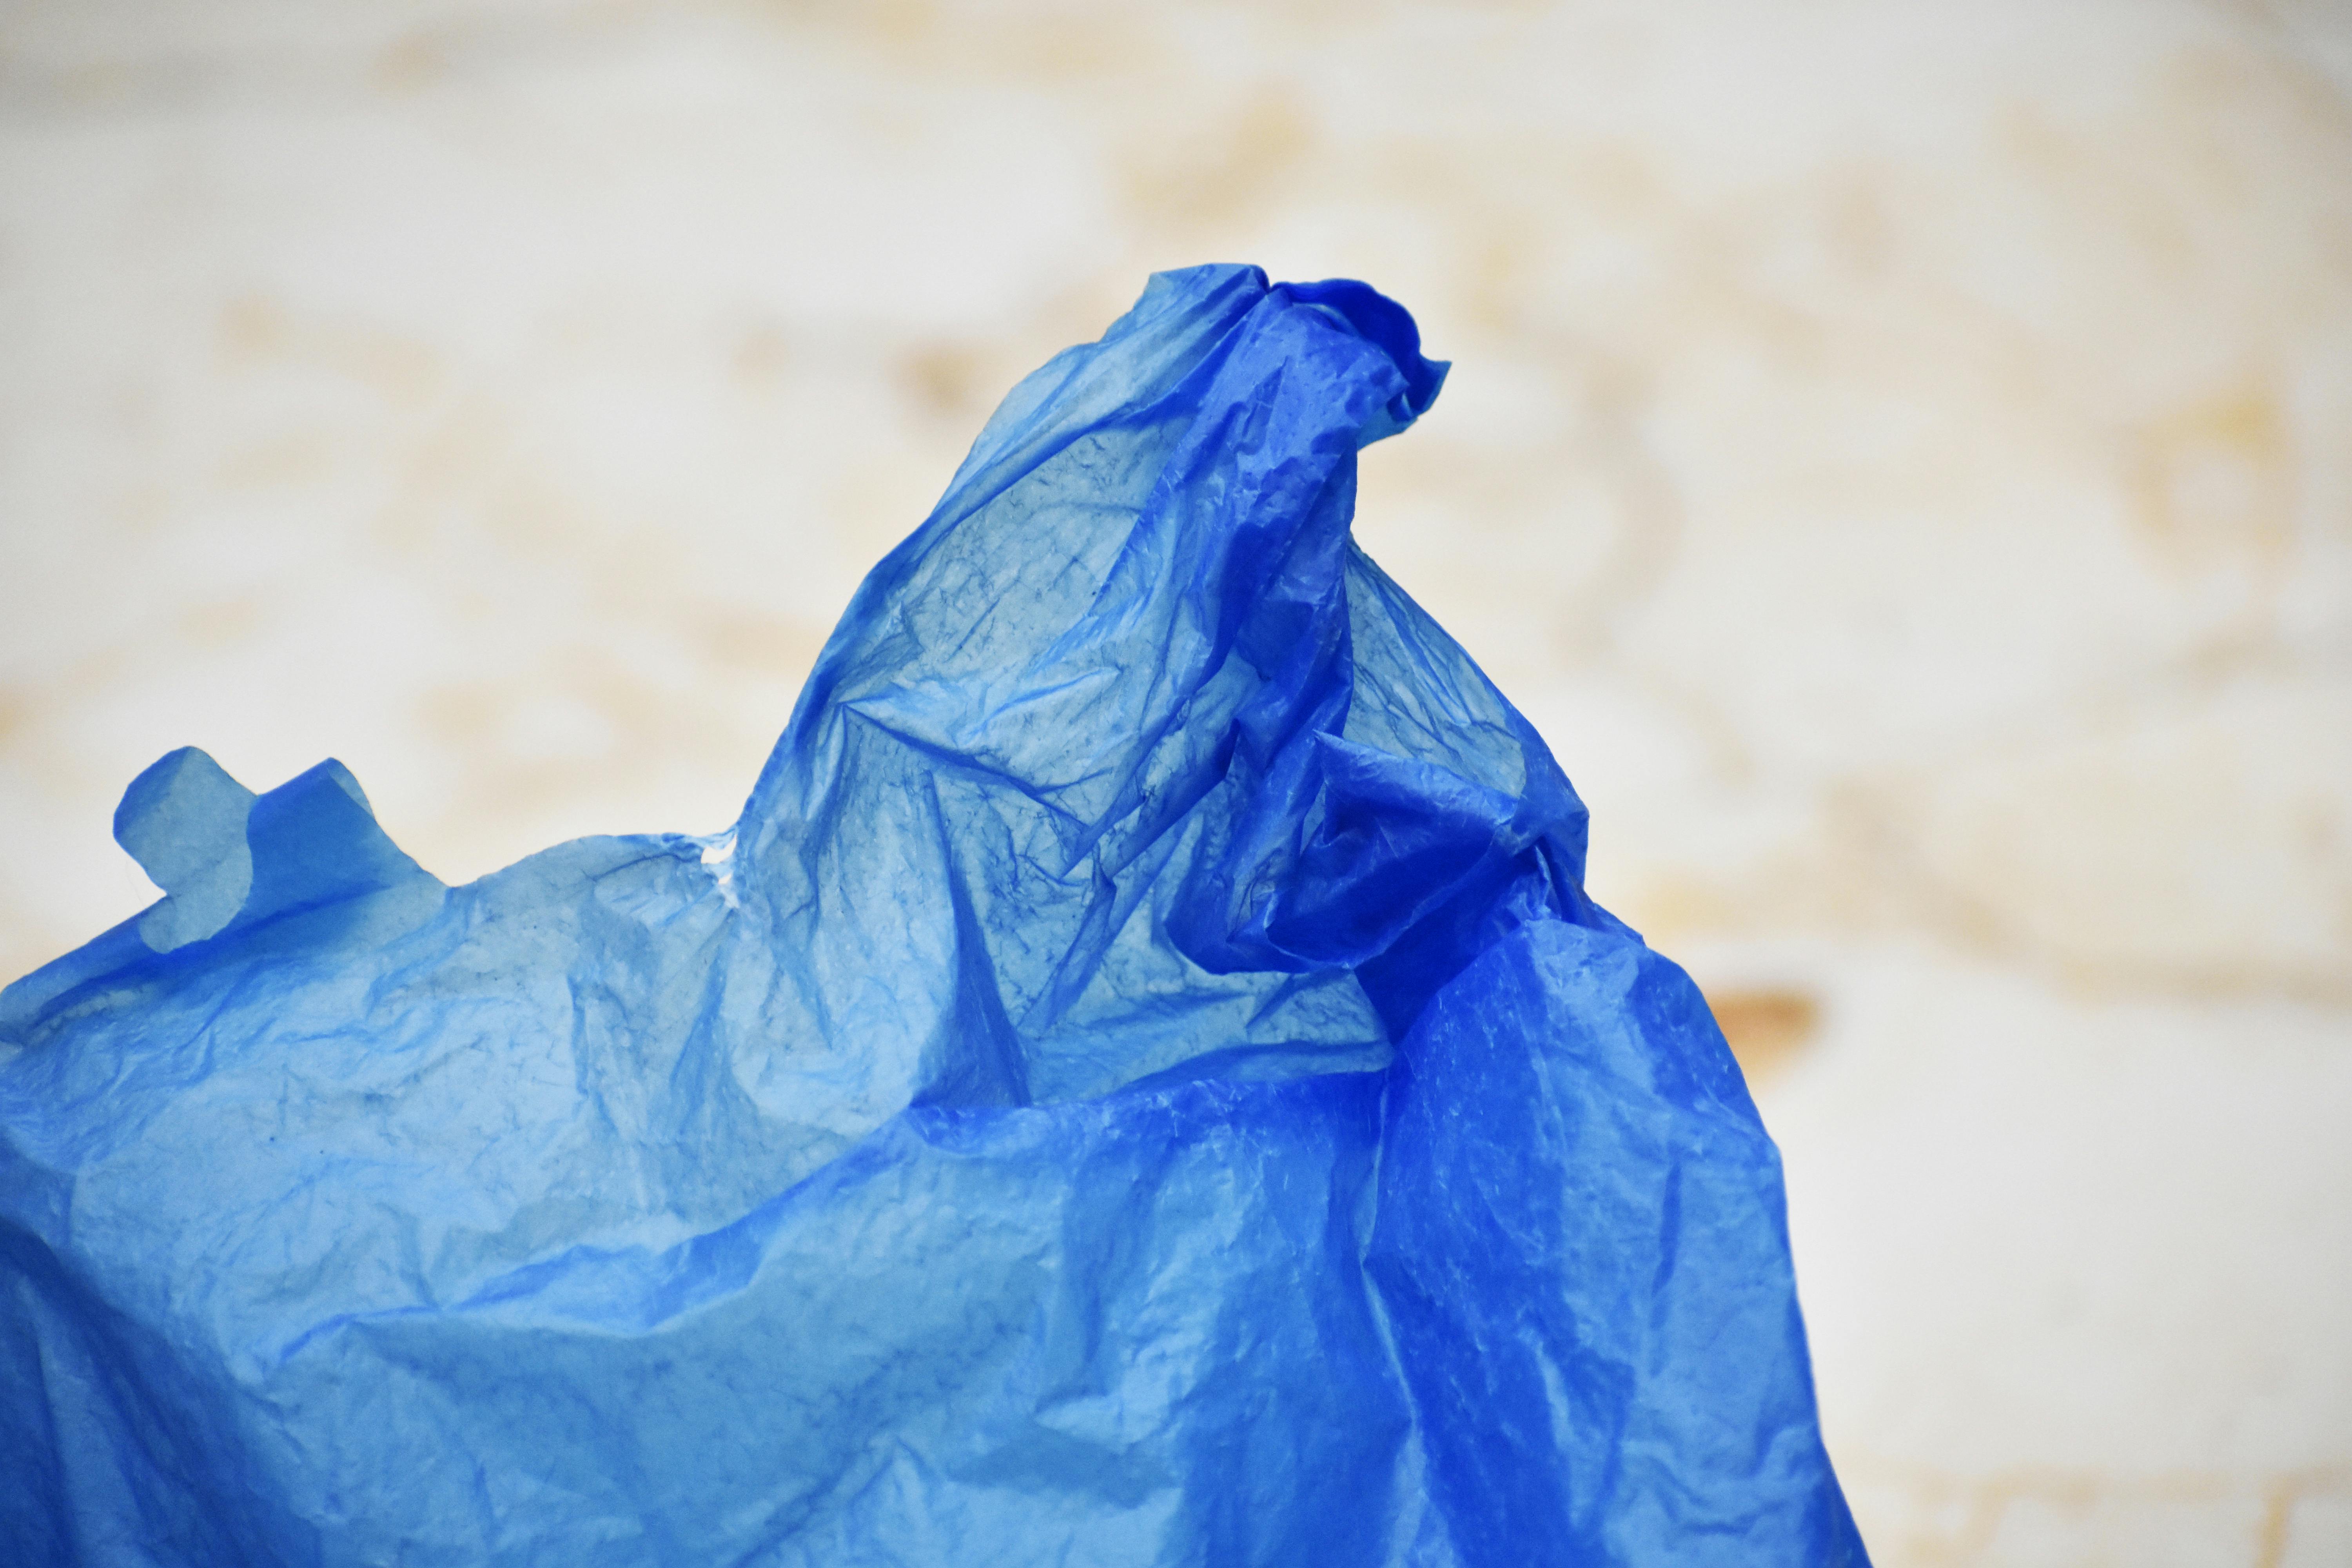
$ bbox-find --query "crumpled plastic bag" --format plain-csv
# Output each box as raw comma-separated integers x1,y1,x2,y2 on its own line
0,265,1869,1566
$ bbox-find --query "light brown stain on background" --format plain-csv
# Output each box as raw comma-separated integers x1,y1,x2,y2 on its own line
2129,388,2294,577
1706,985,1821,1085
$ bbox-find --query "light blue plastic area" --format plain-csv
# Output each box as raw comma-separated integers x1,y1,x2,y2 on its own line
0,266,1869,1566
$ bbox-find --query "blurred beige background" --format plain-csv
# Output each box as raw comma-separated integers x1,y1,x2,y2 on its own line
3,1,2348,1562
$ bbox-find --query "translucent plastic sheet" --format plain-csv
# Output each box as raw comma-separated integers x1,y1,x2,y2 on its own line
0,266,1868,1565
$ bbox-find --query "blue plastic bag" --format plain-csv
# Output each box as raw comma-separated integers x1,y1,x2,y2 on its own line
1,266,1868,1565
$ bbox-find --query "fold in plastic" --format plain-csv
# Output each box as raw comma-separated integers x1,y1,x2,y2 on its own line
1,266,1869,1566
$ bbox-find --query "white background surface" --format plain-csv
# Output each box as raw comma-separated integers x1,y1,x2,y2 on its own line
3,2,2347,1561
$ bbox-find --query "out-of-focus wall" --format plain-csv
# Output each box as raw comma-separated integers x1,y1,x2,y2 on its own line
3,2,2347,1561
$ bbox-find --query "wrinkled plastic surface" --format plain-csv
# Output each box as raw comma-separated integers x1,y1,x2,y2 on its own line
0,266,1868,1566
